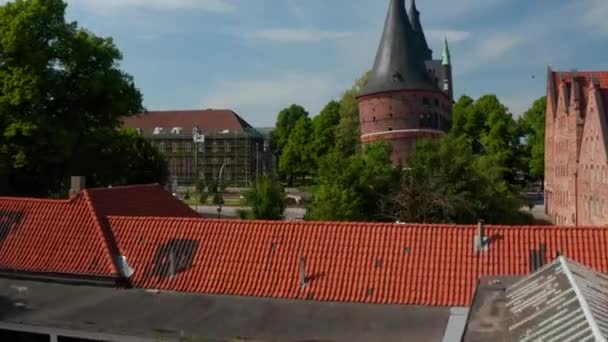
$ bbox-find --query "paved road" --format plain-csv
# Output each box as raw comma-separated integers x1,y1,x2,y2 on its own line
191,205,306,220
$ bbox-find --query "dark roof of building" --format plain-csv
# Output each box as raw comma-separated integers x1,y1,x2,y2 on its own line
361,0,437,97
108,216,608,307
121,109,254,135
463,257,608,341
0,185,198,281
408,0,432,61
461,276,521,341
0,277,453,342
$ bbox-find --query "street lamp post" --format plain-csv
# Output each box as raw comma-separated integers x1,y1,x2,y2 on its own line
193,133,205,213
217,161,227,219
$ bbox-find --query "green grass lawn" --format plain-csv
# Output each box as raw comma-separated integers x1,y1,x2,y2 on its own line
183,195,245,207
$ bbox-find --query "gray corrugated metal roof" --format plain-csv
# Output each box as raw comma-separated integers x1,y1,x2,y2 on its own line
506,257,608,342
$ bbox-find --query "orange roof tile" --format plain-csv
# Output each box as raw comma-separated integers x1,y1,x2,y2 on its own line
109,218,608,307
0,184,198,280
0,194,118,278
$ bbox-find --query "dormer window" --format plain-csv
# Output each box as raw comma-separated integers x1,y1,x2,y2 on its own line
171,127,184,135
153,127,164,135
192,127,199,135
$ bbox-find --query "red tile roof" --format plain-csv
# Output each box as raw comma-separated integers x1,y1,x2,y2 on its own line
0,184,198,280
0,194,118,278
86,184,199,218
109,218,608,307
121,110,253,135
549,71,608,113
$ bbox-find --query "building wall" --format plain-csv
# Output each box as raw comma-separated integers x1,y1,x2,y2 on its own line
576,85,608,226
358,90,451,166
148,133,265,187
545,71,608,227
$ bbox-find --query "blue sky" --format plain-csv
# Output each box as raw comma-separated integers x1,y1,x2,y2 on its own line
54,0,608,126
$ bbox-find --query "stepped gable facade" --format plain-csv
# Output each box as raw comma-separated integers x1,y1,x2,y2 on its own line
357,0,454,167
544,68,608,226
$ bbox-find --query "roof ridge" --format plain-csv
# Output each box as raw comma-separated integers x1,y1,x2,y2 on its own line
559,257,606,341
0,195,76,203
82,191,122,277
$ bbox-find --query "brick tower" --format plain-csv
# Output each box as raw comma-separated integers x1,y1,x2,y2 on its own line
357,0,453,167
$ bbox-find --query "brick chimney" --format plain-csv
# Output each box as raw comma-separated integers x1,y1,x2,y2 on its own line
69,176,86,199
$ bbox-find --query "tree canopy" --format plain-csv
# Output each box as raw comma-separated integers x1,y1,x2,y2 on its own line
270,104,309,157
244,175,286,220
0,0,166,196
389,95,535,224
518,96,546,182
335,71,371,157
307,142,400,222
278,116,314,185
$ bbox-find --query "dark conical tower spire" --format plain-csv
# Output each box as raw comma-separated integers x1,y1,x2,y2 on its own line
408,0,432,61
361,0,435,96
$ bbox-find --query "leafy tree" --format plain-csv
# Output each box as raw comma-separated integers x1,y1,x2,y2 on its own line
335,71,371,156
381,94,535,225
518,97,546,183
0,0,157,196
270,104,309,157
307,142,399,221
244,175,286,220
311,100,341,161
85,128,168,187
279,116,314,185
451,95,523,185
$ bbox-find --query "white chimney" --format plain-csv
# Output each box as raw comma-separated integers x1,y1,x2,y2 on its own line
69,176,85,199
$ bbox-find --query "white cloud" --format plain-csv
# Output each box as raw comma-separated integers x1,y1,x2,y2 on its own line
583,0,608,37
426,30,473,44
201,73,340,125
68,0,235,12
242,28,352,43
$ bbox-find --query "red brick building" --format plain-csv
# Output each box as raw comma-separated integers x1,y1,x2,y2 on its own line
544,67,608,226
357,0,453,167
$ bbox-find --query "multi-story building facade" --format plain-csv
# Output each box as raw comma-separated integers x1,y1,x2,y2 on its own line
544,68,608,226
122,109,272,187
357,0,454,167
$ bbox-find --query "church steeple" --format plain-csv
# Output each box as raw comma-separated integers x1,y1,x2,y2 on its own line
441,38,451,66
408,0,433,61
361,0,435,96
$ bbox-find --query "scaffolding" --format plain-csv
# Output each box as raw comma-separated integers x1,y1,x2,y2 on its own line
148,127,269,188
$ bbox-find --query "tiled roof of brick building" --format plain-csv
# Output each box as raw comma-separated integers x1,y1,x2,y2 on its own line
87,184,199,218
109,217,608,307
0,184,198,280
121,109,253,135
549,70,608,113
0,194,118,278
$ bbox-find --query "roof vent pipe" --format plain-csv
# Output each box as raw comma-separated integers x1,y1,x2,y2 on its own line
300,256,307,289
474,219,489,252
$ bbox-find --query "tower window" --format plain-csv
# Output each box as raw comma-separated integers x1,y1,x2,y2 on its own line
388,127,393,131
389,113,393,118
373,116,376,122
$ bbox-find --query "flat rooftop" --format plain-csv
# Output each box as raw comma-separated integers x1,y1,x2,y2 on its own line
0,277,453,341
